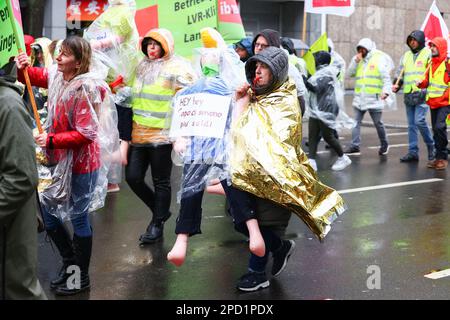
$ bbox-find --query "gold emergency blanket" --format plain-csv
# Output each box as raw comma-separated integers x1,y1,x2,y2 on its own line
230,80,346,240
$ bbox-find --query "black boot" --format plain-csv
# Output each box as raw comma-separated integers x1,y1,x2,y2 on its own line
139,211,172,245
55,234,92,296
46,224,75,290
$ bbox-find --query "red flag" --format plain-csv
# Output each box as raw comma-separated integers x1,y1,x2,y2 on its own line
420,1,450,54
313,0,352,7
305,0,355,17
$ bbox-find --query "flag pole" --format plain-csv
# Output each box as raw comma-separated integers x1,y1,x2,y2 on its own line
6,0,43,134
301,9,308,56
395,69,404,86
20,55,43,134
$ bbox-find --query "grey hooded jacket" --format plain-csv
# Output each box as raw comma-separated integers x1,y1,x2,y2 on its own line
245,46,289,96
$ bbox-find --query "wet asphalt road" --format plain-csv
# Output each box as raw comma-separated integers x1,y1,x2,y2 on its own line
37,97,450,300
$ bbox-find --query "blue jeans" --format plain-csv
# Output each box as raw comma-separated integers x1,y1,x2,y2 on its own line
405,103,434,158
351,108,388,148
42,171,98,237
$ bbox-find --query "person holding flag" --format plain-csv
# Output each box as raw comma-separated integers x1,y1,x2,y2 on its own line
417,37,450,170
16,36,120,296
392,30,435,164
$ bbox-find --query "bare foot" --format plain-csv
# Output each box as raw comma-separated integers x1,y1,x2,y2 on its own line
206,180,225,195
107,183,120,193
120,141,129,166
167,234,189,267
246,219,265,257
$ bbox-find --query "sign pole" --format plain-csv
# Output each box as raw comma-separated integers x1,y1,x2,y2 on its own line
301,9,308,56
6,0,43,134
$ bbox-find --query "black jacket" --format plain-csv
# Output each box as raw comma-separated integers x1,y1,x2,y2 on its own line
304,60,340,116
407,30,426,53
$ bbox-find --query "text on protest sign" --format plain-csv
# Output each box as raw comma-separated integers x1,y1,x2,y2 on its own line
170,93,231,139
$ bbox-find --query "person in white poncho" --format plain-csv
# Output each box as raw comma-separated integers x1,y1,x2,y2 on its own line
345,38,395,156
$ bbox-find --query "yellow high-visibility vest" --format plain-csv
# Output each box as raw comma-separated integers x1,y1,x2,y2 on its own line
426,60,450,102
402,48,430,94
354,52,383,95
131,77,174,129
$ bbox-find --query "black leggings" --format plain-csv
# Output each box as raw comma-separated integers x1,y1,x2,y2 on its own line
116,104,133,141
125,144,173,223
308,117,343,158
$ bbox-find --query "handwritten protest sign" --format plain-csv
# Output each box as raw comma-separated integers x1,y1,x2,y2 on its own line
170,93,231,138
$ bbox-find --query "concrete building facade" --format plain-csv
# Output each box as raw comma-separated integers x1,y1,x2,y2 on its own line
43,0,67,40
238,0,322,45
239,0,450,87
327,0,450,88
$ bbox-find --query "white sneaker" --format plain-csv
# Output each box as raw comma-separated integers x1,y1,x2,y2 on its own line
332,155,352,171
309,159,318,171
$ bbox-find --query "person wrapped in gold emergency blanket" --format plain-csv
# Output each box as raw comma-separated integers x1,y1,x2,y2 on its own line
231,46,347,241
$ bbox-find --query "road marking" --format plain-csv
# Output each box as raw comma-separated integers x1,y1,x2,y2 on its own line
387,132,408,136
367,144,408,149
338,178,443,194
346,152,361,156
306,150,330,156
204,215,225,219
425,269,450,280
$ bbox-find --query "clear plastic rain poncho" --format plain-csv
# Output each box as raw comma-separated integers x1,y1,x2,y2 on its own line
349,48,397,112
129,52,196,145
170,46,243,202
289,62,309,104
83,0,141,100
38,66,120,221
83,0,139,184
307,65,355,131
192,46,246,92
192,27,246,91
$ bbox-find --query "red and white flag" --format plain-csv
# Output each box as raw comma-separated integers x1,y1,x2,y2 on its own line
304,0,355,17
420,1,450,52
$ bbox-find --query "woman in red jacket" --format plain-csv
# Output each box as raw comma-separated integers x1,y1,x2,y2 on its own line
16,36,110,296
